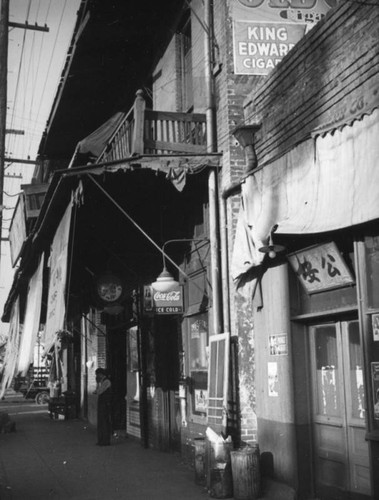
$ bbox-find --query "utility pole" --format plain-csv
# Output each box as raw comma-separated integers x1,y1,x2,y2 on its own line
0,0,10,276
0,1,48,279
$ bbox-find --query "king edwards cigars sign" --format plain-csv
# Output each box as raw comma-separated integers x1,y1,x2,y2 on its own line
144,285,184,314
232,0,334,75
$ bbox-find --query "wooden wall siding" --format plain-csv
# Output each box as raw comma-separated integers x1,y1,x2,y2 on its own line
243,2,379,166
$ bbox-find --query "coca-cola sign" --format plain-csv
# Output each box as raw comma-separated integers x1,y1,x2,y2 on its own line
151,284,184,314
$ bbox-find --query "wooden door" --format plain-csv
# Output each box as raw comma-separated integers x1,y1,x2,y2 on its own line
309,321,371,499
154,316,181,452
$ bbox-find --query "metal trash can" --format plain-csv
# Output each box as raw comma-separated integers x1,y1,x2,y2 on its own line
194,437,207,486
230,444,260,500
207,438,233,498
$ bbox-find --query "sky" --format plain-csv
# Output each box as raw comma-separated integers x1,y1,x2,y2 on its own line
0,0,81,338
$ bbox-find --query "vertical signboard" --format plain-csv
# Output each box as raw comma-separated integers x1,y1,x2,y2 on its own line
232,0,335,75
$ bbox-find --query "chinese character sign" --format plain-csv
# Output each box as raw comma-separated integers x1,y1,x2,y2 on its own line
232,0,334,75
287,241,354,294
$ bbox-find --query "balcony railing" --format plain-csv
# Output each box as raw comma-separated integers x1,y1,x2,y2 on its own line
97,90,207,163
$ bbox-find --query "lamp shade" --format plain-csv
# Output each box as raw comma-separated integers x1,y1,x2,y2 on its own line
151,268,179,292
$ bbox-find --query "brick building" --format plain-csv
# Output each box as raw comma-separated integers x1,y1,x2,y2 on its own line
2,1,378,499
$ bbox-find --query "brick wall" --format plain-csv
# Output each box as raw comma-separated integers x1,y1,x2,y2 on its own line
244,1,379,166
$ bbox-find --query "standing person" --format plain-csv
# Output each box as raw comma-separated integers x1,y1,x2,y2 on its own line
94,368,112,446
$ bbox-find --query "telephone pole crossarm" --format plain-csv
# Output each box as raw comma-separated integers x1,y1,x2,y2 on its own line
8,21,49,32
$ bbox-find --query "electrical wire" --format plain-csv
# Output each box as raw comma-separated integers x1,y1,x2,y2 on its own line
30,0,69,149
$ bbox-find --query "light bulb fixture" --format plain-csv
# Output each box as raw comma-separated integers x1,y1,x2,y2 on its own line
151,267,179,292
258,226,286,259
151,238,208,292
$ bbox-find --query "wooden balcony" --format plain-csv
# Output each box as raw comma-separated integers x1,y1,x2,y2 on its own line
97,90,207,163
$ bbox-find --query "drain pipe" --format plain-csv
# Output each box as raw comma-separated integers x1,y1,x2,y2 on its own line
220,123,262,332
205,0,222,335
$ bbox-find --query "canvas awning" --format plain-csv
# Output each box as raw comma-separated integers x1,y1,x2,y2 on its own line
43,200,73,353
76,112,125,158
17,254,44,376
232,108,379,280
0,298,20,398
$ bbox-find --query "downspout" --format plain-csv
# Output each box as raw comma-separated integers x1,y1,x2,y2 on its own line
220,125,261,332
205,0,222,335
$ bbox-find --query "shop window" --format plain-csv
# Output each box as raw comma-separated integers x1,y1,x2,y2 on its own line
187,313,208,417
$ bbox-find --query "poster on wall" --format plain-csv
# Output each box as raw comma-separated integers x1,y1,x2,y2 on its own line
232,0,335,75
371,362,379,421
268,361,279,397
269,334,288,356
194,389,208,413
372,314,379,342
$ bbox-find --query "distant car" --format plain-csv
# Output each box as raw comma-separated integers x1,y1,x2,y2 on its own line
15,377,50,405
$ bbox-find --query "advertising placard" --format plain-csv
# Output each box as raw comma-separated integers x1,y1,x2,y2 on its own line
151,285,184,314
232,0,334,75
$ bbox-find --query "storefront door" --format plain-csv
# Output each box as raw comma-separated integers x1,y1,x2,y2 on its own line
154,316,181,452
309,320,371,499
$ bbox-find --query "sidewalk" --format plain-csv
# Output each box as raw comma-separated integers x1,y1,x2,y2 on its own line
0,391,295,500
0,392,208,500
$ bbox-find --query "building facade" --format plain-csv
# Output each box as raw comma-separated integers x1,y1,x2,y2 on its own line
1,1,378,499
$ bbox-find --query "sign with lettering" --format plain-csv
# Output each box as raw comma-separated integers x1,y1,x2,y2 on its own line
233,21,305,74
151,285,184,314
287,241,355,294
269,334,288,356
232,0,334,75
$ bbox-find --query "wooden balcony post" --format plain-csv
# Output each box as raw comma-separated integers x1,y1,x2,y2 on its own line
132,89,146,155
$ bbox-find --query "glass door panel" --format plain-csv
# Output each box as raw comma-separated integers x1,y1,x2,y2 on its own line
347,321,365,421
310,320,371,499
314,325,341,418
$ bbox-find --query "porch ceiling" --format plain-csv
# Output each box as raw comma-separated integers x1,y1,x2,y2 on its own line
38,0,187,161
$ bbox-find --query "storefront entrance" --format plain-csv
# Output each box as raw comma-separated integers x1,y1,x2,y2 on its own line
152,316,181,452
309,320,371,499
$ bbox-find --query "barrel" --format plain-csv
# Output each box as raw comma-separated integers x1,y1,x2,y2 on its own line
208,439,233,498
230,445,260,500
194,437,206,485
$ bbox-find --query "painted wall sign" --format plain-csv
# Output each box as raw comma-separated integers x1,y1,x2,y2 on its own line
287,241,354,294
269,334,288,355
232,0,334,75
